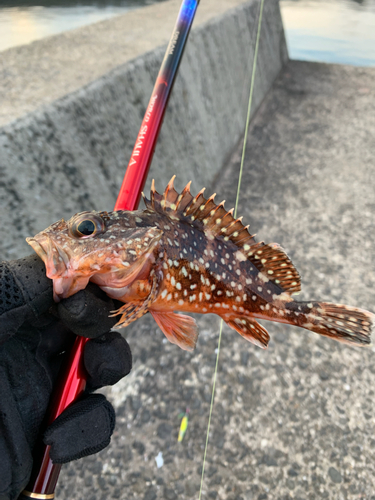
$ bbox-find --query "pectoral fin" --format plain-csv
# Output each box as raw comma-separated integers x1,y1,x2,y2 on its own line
111,303,148,328
110,269,161,329
151,311,198,351
224,315,270,349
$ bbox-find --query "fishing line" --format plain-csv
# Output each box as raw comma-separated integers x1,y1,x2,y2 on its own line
198,0,265,497
234,0,265,219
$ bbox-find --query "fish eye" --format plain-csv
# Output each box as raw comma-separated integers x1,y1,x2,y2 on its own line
77,220,96,236
69,213,105,239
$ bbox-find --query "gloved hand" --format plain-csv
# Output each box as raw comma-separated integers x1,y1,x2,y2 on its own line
0,254,132,500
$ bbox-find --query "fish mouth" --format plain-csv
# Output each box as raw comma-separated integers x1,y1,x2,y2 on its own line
27,233,70,278
27,234,91,301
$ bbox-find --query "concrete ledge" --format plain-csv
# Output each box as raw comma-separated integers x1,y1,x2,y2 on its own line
0,0,287,259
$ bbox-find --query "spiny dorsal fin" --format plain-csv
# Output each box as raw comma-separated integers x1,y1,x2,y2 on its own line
144,176,194,214
143,179,301,294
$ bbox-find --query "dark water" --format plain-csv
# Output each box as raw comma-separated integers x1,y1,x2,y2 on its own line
1,0,374,67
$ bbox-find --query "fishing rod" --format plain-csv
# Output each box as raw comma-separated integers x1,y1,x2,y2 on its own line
20,1,200,498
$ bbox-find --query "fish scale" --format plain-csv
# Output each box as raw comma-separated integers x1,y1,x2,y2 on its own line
27,177,374,351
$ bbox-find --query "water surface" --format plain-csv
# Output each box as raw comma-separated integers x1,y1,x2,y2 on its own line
0,1,164,52
280,0,375,66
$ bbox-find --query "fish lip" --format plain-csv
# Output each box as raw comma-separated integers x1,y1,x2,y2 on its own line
26,233,69,279
26,236,47,261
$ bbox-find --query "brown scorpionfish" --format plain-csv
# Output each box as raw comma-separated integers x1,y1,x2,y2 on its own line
27,177,374,351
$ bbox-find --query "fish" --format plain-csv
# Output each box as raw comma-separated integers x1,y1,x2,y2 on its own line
26,177,374,351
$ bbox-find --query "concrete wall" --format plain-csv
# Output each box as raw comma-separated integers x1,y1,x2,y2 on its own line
0,0,288,260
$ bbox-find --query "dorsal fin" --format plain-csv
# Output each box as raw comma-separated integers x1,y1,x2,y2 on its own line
246,243,301,294
143,178,301,294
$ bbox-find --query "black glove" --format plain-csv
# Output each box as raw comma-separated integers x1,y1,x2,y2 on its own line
0,254,132,500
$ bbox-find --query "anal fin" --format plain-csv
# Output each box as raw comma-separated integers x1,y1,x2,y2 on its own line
224,315,270,349
151,311,198,351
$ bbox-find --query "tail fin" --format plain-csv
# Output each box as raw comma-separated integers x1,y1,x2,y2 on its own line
287,301,373,346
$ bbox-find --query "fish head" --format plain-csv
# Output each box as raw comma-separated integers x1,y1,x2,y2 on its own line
26,210,162,301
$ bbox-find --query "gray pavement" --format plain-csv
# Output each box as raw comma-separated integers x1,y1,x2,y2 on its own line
56,60,375,499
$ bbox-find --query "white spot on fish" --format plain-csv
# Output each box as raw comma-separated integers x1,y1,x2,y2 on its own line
258,273,269,283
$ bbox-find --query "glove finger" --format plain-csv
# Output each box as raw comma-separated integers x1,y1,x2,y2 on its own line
56,283,118,338
84,332,132,391
0,255,53,341
0,372,33,500
43,394,115,464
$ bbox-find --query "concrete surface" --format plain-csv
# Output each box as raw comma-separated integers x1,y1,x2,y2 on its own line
0,0,287,260
53,61,375,499
0,0,274,127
